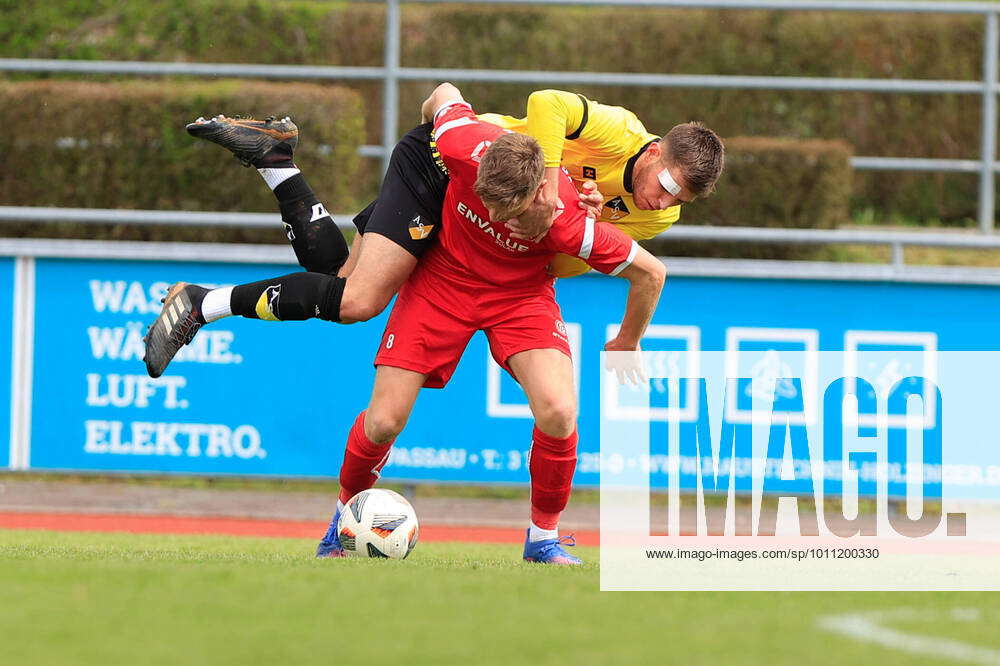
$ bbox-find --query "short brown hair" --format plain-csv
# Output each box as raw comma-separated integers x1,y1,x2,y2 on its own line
474,132,545,217
662,122,725,198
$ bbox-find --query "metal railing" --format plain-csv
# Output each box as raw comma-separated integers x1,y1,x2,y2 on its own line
5,205,1000,269
1,0,998,237
6,235,1000,286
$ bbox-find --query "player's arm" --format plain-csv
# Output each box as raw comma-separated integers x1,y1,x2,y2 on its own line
524,89,587,191
551,216,665,348
568,216,667,384
578,180,604,218
603,246,665,384
506,90,588,240
421,82,466,124
607,248,666,350
424,83,488,183
513,90,636,239
525,89,585,168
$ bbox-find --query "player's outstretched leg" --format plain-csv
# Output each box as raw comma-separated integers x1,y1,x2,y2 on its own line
506,349,583,565
143,272,346,378
186,114,349,276
317,369,424,559
522,426,583,566
523,530,582,565
317,411,393,558
187,114,298,168
316,500,347,558
143,283,209,379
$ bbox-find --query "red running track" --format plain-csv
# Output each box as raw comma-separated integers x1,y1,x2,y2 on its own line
0,511,599,547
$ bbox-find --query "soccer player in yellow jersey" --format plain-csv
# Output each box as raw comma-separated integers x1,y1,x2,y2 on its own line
479,89,725,276
146,83,722,378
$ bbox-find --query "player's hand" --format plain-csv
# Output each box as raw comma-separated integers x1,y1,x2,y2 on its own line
604,338,647,386
578,180,604,218
506,183,556,242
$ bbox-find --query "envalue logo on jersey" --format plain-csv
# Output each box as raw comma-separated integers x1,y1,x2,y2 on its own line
455,201,530,252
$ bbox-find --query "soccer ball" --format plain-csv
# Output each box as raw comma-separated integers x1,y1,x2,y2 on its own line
337,489,419,559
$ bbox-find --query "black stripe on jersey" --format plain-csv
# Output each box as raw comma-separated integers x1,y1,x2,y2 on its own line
565,94,590,141
623,139,658,193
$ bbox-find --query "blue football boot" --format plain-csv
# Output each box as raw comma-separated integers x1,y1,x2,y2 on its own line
315,508,346,558
522,530,583,565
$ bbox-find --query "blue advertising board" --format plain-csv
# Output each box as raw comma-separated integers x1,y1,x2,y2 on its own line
0,257,13,469
29,258,382,476
19,256,1000,489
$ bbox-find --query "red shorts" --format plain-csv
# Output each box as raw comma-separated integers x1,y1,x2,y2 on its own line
374,266,572,388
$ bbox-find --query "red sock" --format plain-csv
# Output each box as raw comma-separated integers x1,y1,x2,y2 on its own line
337,411,393,504
529,426,578,530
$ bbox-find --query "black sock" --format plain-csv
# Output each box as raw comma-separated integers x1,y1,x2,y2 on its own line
230,272,346,322
271,174,349,276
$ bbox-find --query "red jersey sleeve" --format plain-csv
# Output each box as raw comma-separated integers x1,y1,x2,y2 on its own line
431,101,501,184
578,217,638,275
546,207,639,275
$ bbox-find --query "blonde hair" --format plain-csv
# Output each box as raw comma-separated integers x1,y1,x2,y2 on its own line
474,133,545,217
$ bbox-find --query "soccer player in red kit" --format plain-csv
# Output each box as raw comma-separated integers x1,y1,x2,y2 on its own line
318,84,667,564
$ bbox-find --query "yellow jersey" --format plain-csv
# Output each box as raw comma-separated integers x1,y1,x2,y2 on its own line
478,89,680,277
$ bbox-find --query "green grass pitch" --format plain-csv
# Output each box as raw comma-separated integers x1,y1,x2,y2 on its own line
1,530,998,665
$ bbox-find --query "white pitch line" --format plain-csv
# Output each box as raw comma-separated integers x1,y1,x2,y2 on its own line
818,608,1000,665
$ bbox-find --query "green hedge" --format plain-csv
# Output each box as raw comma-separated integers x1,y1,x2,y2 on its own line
0,79,364,243
2,0,991,224
644,137,852,259
0,79,364,210
693,137,852,229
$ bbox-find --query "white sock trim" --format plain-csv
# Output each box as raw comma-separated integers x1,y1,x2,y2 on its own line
257,167,300,190
201,286,233,323
528,522,559,542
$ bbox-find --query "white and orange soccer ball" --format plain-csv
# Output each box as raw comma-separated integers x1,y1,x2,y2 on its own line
337,489,419,559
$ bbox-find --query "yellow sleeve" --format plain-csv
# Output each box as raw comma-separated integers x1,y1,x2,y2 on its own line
524,90,588,168
616,205,682,240
548,254,593,278
570,98,656,160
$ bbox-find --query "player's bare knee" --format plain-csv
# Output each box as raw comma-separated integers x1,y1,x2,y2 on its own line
534,399,577,439
339,295,371,323
364,410,408,444
340,291,389,324
354,295,391,322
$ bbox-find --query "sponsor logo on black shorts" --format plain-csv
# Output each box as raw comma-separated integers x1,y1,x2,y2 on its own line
408,215,434,240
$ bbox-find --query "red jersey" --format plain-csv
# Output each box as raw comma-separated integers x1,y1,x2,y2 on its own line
427,101,638,292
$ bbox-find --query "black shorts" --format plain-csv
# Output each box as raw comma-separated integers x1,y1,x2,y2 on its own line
352,123,450,258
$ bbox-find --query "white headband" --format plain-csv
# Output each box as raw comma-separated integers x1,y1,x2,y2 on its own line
657,167,682,196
